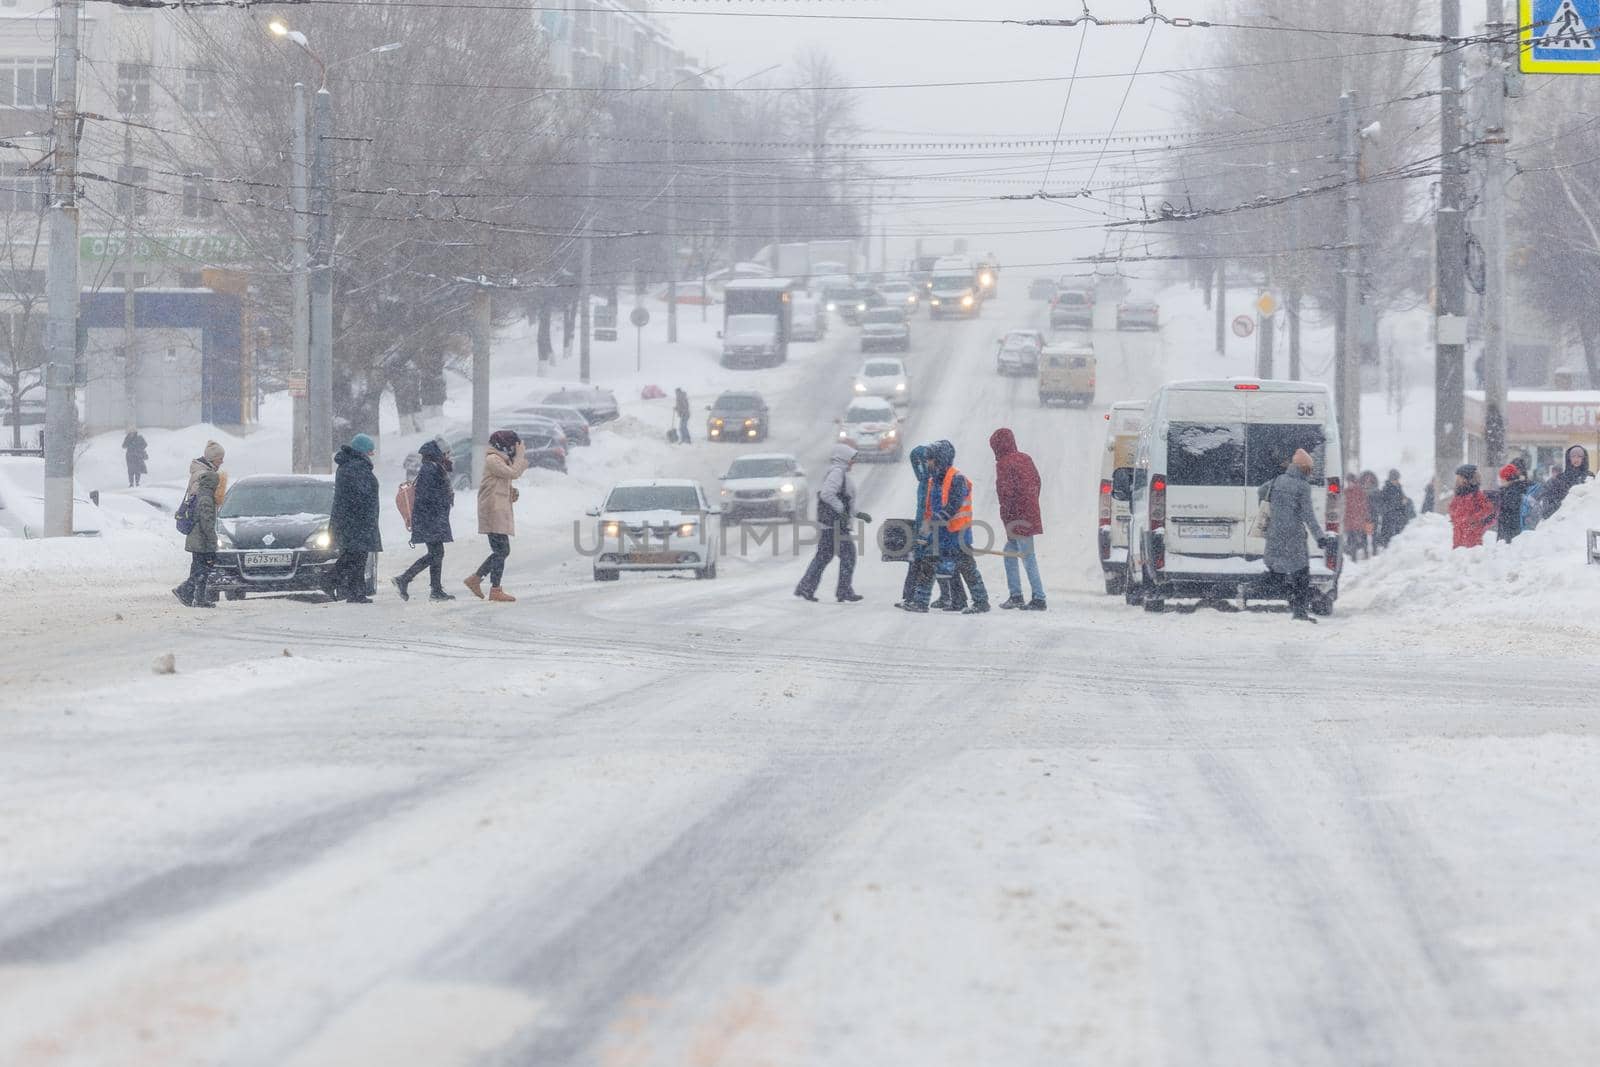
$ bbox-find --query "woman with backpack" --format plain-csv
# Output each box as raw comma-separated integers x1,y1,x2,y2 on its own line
392,439,455,601
464,430,527,603
172,441,227,608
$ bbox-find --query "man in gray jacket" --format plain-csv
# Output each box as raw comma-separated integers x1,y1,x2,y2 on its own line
795,443,869,603
1259,447,1333,623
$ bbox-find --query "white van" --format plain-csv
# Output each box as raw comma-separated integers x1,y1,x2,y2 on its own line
1122,379,1343,614
1097,401,1145,595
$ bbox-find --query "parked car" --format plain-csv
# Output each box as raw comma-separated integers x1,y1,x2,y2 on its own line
1116,298,1161,331
996,329,1045,376
706,391,771,443
853,357,912,406
1050,286,1095,330
875,279,921,314
859,307,911,353
588,479,721,581
541,386,619,425
1038,343,1097,407
718,452,809,523
837,396,903,462
443,420,567,488
207,474,373,600
512,404,592,446
1029,277,1057,301
790,293,828,342
0,455,104,538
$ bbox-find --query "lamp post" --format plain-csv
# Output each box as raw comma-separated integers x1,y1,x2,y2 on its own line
268,19,401,471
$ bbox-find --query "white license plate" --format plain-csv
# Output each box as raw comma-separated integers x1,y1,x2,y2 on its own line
1178,524,1229,540
245,551,294,567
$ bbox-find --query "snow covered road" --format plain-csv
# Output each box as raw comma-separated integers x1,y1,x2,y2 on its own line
2,293,1597,1066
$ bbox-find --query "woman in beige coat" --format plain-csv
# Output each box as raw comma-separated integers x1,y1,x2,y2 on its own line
464,430,528,602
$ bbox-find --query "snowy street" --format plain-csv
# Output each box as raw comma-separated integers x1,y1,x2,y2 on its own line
3,292,1598,1066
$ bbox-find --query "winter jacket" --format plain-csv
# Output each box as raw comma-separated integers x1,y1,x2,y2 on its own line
908,444,934,557
1449,490,1496,549
1495,476,1531,544
674,391,691,419
408,440,454,545
123,432,148,476
1376,482,1413,541
331,445,383,553
183,459,221,553
817,443,857,525
477,443,529,536
926,439,974,556
990,427,1043,538
1258,467,1323,573
1542,445,1592,518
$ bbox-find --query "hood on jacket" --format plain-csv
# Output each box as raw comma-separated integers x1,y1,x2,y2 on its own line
989,428,1018,459
202,440,225,466
418,439,446,464
1566,445,1591,474
830,443,858,467
909,444,931,480
335,444,371,468
929,439,955,473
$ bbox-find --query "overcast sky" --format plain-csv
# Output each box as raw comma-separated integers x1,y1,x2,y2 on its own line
661,0,1196,278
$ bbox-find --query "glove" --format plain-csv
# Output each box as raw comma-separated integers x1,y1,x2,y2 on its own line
854,511,872,523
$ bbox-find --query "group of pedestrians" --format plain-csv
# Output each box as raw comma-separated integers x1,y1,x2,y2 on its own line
793,428,1048,613
172,430,531,608
1448,445,1592,549
1339,469,1416,560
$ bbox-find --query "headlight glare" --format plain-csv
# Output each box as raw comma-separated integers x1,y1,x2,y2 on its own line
780,483,795,494
304,528,330,551
677,522,696,537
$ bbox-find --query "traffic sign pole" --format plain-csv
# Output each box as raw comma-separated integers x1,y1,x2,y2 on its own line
630,305,650,372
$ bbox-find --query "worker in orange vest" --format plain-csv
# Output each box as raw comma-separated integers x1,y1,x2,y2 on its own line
902,439,990,614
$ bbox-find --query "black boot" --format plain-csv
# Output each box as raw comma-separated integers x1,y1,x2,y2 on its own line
191,573,215,608
999,595,1025,610
172,581,194,607
430,587,456,601
794,588,818,602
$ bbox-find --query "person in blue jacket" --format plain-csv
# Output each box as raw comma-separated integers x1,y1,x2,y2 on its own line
905,439,990,614
894,445,934,609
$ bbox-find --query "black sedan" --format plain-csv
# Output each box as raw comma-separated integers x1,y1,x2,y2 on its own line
514,404,592,446
208,475,374,600
706,391,770,442
444,423,567,489
824,287,885,326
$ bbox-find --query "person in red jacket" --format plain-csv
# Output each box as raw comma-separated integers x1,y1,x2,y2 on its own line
1342,473,1372,559
1449,464,1497,549
989,427,1046,610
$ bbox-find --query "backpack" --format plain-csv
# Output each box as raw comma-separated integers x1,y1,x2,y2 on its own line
174,492,197,535
395,481,415,531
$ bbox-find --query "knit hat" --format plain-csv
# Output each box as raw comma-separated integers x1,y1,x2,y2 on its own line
1291,448,1314,473
350,433,376,455
202,440,225,465
1498,463,1518,482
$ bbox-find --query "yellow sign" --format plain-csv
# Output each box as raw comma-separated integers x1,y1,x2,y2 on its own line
1256,292,1278,317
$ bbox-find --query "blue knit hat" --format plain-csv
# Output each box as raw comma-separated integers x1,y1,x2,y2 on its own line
350,433,376,454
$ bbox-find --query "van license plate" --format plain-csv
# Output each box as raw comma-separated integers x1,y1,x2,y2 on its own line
1178,523,1228,540
245,551,294,567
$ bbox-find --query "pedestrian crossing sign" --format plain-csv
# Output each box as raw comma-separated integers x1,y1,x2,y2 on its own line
1522,0,1600,73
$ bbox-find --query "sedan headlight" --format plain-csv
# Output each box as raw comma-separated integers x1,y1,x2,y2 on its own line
218,526,236,550
720,487,730,496
780,483,796,494
962,294,974,308
839,429,849,440
677,522,697,538
857,303,867,312
826,302,837,311
602,520,621,538
854,382,867,392
885,429,898,440
906,295,917,304
304,528,331,551
895,382,906,391
930,298,941,307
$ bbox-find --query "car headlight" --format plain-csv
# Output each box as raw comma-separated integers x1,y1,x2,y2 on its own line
885,429,898,439
743,418,756,426
677,522,697,537
780,483,796,494
839,429,848,440
980,272,993,287
304,528,331,551
930,298,941,307
218,526,236,549
720,487,730,496
962,294,974,307
906,295,917,304
854,382,866,392
857,303,867,312
711,418,724,426
826,302,837,311
895,382,906,391
602,520,621,538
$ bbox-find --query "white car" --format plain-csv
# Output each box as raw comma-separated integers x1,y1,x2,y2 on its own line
837,396,904,462
876,279,921,314
790,294,828,342
997,329,1045,375
852,357,912,406
589,479,721,581
718,453,809,524
0,456,105,538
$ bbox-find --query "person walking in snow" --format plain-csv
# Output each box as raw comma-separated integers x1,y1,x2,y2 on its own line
1495,461,1532,545
392,439,455,602
122,428,148,488
172,440,226,608
908,439,989,615
674,388,692,445
330,433,382,603
895,444,935,610
465,430,528,602
990,427,1046,611
1342,471,1373,560
1540,445,1592,520
1449,464,1496,549
1260,447,1332,623
795,443,867,603
1374,469,1414,551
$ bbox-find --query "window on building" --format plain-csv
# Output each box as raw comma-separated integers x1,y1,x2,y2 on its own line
181,69,216,114
178,272,203,288
0,59,53,109
111,272,148,290
116,62,151,114
182,168,213,219
116,166,150,217
0,162,47,213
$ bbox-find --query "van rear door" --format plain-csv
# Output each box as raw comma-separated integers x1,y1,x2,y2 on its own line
1242,390,1330,555
1163,388,1250,556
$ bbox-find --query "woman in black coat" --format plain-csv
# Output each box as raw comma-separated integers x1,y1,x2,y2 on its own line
393,439,455,601
331,434,383,603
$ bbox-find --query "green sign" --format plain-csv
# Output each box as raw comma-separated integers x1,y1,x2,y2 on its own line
79,233,254,265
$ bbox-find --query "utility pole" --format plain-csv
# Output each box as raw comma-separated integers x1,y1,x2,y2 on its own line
43,0,81,537
1482,0,1513,472
290,82,310,473
579,145,594,385
1339,91,1364,469
471,287,491,493
308,87,333,472
1436,0,1469,507
665,103,678,345
121,125,138,427
1214,258,1226,356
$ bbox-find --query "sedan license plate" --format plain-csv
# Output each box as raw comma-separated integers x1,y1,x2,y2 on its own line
626,552,676,564
1177,523,1229,541
245,551,294,567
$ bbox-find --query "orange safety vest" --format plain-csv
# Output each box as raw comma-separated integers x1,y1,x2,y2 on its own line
926,466,974,532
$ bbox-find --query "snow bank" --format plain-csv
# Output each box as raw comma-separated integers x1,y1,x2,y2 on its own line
1341,482,1600,631
0,529,176,597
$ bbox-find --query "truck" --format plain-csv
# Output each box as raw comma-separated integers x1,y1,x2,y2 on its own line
721,279,796,368
775,243,812,280
926,256,981,320
807,240,857,278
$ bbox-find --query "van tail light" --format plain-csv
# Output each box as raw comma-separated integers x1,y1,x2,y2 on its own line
1098,480,1112,525
1149,477,1166,530
1325,477,1342,534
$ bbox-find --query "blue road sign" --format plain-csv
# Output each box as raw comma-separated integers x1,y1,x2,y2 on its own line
1523,0,1600,73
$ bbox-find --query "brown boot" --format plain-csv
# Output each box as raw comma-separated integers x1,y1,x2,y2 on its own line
488,586,516,603
463,574,484,599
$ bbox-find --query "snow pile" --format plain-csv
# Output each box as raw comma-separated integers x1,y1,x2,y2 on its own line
0,529,176,598
1341,482,1600,629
